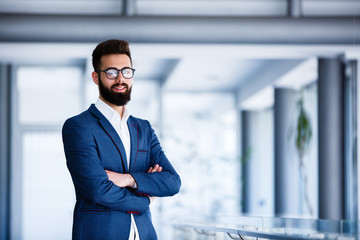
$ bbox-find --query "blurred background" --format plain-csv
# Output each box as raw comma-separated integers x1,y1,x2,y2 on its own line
0,0,359,239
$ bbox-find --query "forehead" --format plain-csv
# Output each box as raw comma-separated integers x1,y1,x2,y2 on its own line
100,54,131,68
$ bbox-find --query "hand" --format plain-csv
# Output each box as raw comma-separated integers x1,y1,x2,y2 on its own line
147,164,162,173
105,170,136,188
146,164,162,203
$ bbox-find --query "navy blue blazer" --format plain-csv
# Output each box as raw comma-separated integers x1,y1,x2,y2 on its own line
62,104,181,240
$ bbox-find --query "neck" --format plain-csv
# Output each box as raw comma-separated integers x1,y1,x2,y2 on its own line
100,96,125,118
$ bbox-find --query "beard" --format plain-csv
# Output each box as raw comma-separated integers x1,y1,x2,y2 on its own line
98,76,132,106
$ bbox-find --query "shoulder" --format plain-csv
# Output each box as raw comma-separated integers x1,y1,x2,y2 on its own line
62,107,97,132
64,110,89,125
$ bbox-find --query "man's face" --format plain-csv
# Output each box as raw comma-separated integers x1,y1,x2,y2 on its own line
92,54,133,106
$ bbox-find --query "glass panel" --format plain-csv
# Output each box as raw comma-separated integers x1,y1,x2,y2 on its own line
159,92,238,239
127,80,160,127
22,132,75,240
17,66,82,125
245,108,274,216
344,60,358,221
302,84,318,218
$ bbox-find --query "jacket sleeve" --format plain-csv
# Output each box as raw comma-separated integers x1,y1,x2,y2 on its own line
130,123,181,197
62,117,149,214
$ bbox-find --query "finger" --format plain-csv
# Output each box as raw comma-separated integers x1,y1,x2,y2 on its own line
157,166,163,172
147,167,153,173
152,164,159,172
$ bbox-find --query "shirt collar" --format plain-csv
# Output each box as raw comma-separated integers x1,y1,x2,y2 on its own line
95,98,130,123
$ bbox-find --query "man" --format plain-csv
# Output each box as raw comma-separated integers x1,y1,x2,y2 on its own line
62,39,181,240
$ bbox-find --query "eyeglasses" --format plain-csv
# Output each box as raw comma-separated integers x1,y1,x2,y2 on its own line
99,67,135,80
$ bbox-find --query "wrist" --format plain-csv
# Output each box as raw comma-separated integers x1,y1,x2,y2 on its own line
127,174,136,188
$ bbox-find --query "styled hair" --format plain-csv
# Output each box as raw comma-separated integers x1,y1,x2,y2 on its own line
92,39,132,72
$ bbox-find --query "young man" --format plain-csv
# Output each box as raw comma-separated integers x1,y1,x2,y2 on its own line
62,39,181,240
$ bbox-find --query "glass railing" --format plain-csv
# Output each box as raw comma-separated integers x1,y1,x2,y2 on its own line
173,216,359,240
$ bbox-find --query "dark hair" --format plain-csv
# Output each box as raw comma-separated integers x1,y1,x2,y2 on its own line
92,39,132,72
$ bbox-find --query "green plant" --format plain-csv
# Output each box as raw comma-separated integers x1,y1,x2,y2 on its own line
295,90,313,216
296,96,312,160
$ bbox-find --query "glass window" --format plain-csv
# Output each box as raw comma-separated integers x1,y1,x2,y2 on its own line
159,92,239,238
17,66,82,125
302,84,318,218
244,108,274,216
127,80,160,127
22,132,74,240
12,65,83,240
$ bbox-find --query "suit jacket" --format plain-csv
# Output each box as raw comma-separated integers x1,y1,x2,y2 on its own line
62,104,181,240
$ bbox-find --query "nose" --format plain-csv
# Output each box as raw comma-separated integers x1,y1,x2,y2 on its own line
115,72,126,83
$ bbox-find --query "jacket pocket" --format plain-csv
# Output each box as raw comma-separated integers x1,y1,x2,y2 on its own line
131,150,149,172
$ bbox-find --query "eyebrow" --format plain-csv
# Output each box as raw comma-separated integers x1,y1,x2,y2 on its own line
106,66,131,69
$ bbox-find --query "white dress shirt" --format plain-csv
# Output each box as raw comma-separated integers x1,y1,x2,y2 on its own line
95,98,140,240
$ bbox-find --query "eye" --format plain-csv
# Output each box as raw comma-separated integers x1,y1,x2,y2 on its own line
122,68,132,77
106,69,118,79
121,68,135,79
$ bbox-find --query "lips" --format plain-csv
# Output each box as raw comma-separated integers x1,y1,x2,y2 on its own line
112,84,127,92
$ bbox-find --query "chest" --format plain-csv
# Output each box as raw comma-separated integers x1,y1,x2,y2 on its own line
93,123,151,173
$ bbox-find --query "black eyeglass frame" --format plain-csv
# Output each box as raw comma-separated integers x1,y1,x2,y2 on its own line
98,67,136,80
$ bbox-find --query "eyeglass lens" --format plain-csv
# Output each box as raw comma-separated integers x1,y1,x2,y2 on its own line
105,68,134,79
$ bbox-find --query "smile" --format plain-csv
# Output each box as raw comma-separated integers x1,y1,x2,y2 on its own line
113,85,127,92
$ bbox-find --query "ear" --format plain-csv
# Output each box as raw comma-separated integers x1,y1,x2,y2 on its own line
92,71,99,85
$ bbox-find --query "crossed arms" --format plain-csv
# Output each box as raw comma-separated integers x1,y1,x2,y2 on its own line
62,117,181,215
105,164,163,202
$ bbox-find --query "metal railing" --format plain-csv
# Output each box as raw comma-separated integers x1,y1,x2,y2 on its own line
173,216,360,240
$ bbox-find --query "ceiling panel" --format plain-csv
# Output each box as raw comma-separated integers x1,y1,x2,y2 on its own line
0,0,357,17
132,58,179,82
136,0,287,17
0,0,122,15
163,58,270,92
302,0,360,16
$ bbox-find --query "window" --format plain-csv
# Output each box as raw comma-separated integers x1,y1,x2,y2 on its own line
11,65,84,240
160,92,239,238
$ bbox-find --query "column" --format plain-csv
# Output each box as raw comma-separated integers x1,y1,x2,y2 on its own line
318,57,345,220
288,0,301,18
0,64,10,240
274,88,299,216
241,110,251,213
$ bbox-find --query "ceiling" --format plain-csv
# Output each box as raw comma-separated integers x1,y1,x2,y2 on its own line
0,0,359,109
0,0,358,17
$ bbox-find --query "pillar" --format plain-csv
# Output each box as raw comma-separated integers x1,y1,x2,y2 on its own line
274,88,299,216
318,56,345,220
0,64,10,240
241,110,251,213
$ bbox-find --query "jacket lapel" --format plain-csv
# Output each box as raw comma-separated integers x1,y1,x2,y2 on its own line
128,116,138,173
88,104,129,172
